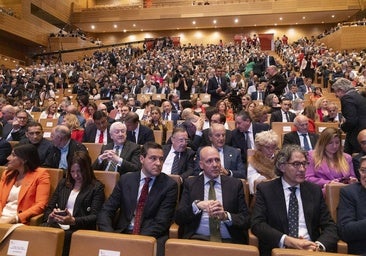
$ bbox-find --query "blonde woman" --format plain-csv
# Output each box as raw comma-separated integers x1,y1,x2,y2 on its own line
61,113,84,142
247,130,279,194
305,127,357,194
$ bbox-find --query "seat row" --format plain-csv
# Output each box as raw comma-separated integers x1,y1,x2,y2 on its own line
0,224,353,256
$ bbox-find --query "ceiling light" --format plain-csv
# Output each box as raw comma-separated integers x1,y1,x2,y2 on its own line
114,24,117,28
213,20,217,24
123,29,127,32
133,24,136,27
192,21,196,25
279,17,283,20
234,18,238,23
302,16,306,19
91,25,95,29
331,15,335,18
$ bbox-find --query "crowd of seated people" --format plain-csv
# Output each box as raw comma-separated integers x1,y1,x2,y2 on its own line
0,32,366,255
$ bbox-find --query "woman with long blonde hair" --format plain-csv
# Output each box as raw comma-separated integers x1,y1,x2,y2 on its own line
305,127,357,194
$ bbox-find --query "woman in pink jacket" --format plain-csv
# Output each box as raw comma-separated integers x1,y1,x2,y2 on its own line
305,127,357,195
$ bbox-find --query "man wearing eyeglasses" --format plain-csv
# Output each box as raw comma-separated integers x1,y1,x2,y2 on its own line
352,129,366,180
251,144,338,256
19,121,53,165
162,127,195,179
337,156,366,255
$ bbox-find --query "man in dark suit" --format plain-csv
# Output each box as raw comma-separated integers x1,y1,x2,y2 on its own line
283,115,318,151
125,112,155,145
352,129,366,179
195,124,245,178
18,121,53,166
23,97,41,114
251,144,338,256
161,100,180,125
270,98,296,125
82,110,112,144
97,142,178,256
207,67,229,106
200,112,232,147
337,156,366,255
264,65,287,100
3,109,29,141
162,127,195,179
43,125,87,171
333,78,366,154
322,102,343,123
231,111,270,173
92,121,141,174
0,125,11,165
175,146,250,244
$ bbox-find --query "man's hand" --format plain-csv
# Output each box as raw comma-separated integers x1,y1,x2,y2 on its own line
284,236,317,251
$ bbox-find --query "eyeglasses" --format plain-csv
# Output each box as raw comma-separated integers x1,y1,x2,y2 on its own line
286,161,309,168
359,168,366,174
16,116,28,120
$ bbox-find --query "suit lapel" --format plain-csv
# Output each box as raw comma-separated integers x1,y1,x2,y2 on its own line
274,179,289,233
128,172,140,218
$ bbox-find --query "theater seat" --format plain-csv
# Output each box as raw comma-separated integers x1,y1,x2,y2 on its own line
69,230,156,256
0,224,64,256
271,248,353,256
165,238,259,256
94,170,120,198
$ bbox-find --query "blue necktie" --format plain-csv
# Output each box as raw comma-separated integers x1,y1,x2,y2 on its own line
302,134,310,151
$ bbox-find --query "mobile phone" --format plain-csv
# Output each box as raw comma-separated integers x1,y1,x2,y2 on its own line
55,210,67,216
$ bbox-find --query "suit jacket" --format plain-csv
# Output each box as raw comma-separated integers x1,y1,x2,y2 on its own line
82,124,112,144
231,122,270,167
43,178,105,230
0,168,50,224
251,178,338,256
340,89,366,154
207,76,228,106
97,171,178,238
282,131,318,150
18,138,53,166
162,144,195,179
337,183,366,255
126,124,155,145
161,111,180,126
250,91,265,101
194,145,245,178
270,110,296,124
0,138,11,165
284,91,304,100
42,139,87,170
200,128,232,148
92,141,141,174
175,175,249,244
298,84,315,95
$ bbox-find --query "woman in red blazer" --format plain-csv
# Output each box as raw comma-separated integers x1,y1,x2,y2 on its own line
0,144,50,224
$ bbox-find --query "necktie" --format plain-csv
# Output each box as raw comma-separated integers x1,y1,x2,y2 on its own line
244,131,252,149
106,146,119,172
132,131,137,143
288,187,299,238
285,112,290,122
293,93,297,100
133,177,151,234
208,180,221,242
302,134,311,151
98,131,104,143
171,151,180,174
258,92,262,100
